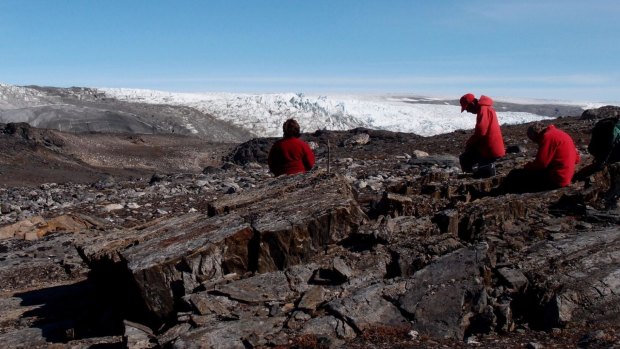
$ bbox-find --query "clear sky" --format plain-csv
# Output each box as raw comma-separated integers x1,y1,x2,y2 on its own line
1,0,619,102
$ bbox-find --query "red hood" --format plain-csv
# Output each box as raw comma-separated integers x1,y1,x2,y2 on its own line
478,95,494,107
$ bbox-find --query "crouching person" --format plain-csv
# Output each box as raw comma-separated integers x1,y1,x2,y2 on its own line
268,119,315,177
502,123,580,193
458,93,506,178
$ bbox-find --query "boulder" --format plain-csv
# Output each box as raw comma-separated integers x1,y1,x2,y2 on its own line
343,133,370,146
520,228,620,328
297,286,327,312
170,316,285,349
408,154,459,168
301,315,356,340
212,271,295,304
0,214,104,241
327,283,410,333
77,173,365,321
246,173,366,272
117,213,253,320
580,105,620,120
398,243,490,339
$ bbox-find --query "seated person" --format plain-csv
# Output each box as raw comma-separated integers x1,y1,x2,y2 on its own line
574,116,620,180
501,123,580,193
268,119,315,176
458,93,505,178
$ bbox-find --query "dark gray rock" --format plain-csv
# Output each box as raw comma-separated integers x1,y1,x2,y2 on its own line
497,267,528,292
184,293,239,319
408,154,459,168
0,233,87,293
520,228,620,328
332,257,354,281
171,316,285,349
158,323,193,348
0,327,50,348
5,110,620,347
327,283,410,333
301,315,356,341
213,271,295,304
581,105,620,120
398,243,490,339
124,320,157,349
285,263,319,294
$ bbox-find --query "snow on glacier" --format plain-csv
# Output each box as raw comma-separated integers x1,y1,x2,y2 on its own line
102,88,563,137
0,83,56,109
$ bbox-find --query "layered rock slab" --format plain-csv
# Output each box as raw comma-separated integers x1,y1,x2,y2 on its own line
124,214,253,320
170,316,286,349
520,228,620,328
206,170,329,216
249,174,366,272
78,173,365,321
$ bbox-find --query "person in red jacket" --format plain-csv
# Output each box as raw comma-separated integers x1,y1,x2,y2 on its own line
501,123,580,193
268,119,315,176
459,93,506,178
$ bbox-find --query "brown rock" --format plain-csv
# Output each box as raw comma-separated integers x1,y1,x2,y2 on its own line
297,286,326,311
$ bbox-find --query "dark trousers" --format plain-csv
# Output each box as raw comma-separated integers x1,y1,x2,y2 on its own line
459,149,497,173
499,169,559,194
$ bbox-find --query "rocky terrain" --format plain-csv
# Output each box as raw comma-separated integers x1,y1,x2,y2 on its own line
1,106,620,348
0,84,253,142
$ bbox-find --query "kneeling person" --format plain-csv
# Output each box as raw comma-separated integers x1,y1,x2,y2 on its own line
503,123,580,193
268,119,315,177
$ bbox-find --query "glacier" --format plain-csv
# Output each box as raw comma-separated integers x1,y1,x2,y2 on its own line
0,83,600,138
101,88,586,138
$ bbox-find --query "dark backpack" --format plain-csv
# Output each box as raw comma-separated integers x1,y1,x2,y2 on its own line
588,116,620,164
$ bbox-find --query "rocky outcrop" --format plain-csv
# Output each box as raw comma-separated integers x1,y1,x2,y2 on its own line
77,172,366,321
2,109,620,347
520,227,620,328
581,105,620,120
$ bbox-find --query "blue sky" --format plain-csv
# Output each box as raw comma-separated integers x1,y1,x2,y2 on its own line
1,0,619,102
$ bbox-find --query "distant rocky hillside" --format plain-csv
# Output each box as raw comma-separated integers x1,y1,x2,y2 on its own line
0,122,237,187
0,84,252,142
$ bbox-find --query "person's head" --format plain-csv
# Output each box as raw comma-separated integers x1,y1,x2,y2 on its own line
283,119,300,138
527,122,546,143
460,93,478,114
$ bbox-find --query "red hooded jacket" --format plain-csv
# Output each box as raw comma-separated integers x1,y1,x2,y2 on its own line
268,137,315,176
466,96,506,159
524,125,580,187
